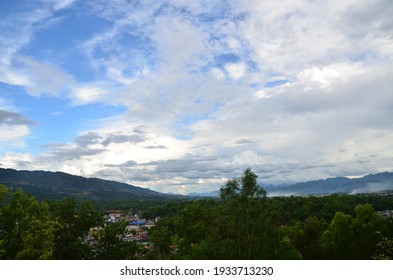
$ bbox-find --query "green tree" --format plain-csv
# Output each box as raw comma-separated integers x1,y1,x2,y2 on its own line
149,226,172,259
0,184,7,200
350,204,386,259
173,200,222,259
0,240,4,258
0,186,104,260
0,187,59,259
90,222,140,260
0,185,7,258
321,204,389,259
288,216,327,259
220,168,267,200
51,198,102,239
49,198,102,259
15,215,60,259
219,168,288,259
321,211,353,259
373,237,393,260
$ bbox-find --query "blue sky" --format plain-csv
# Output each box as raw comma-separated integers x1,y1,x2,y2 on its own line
1,0,393,194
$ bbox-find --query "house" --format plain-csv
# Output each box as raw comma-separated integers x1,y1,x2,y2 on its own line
377,210,393,218
129,219,146,226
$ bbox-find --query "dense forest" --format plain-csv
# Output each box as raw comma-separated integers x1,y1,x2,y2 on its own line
1,169,393,260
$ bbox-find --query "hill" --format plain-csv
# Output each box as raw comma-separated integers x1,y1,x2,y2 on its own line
0,168,182,202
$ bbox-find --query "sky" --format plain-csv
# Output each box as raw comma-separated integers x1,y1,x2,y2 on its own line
1,0,393,194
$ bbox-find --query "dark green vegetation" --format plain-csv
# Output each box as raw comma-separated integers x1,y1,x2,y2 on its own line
0,184,97,259
1,168,393,260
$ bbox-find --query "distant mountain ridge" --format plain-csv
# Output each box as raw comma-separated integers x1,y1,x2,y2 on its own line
189,172,393,197
0,168,181,201
265,172,393,196
1,168,393,201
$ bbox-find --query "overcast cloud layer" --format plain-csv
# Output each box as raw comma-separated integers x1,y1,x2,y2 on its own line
1,0,392,194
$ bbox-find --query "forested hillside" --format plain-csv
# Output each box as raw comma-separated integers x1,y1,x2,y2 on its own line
0,168,180,202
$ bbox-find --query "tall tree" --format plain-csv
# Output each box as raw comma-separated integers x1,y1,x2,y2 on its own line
219,168,288,259
288,216,327,259
351,204,386,259
89,222,140,260
321,211,353,259
322,204,388,259
149,226,172,259
49,198,102,259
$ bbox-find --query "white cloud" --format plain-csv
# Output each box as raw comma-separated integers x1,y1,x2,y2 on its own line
72,85,106,105
0,125,30,148
107,66,136,85
0,152,35,169
0,57,73,97
0,108,34,151
151,16,207,67
296,66,341,89
16,56,74,97
224,62,247,80
53,0,76,10
302,67,340,84
0,66,30,86
210,67,225,80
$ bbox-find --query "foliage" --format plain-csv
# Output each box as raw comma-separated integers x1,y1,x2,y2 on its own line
0,186,60,259
287,216,327,259
89,222,141,260
48,198,103,259
0,186,101,260
148,226,173,259
373,237,393,260
318,204,387,259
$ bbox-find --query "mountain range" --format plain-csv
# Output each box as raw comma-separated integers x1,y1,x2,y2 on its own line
1,168,393,202
0,168,181,202
264,172,393,196
189,172,393,197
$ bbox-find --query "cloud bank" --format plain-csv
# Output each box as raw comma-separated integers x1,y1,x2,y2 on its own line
1,0,392,194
